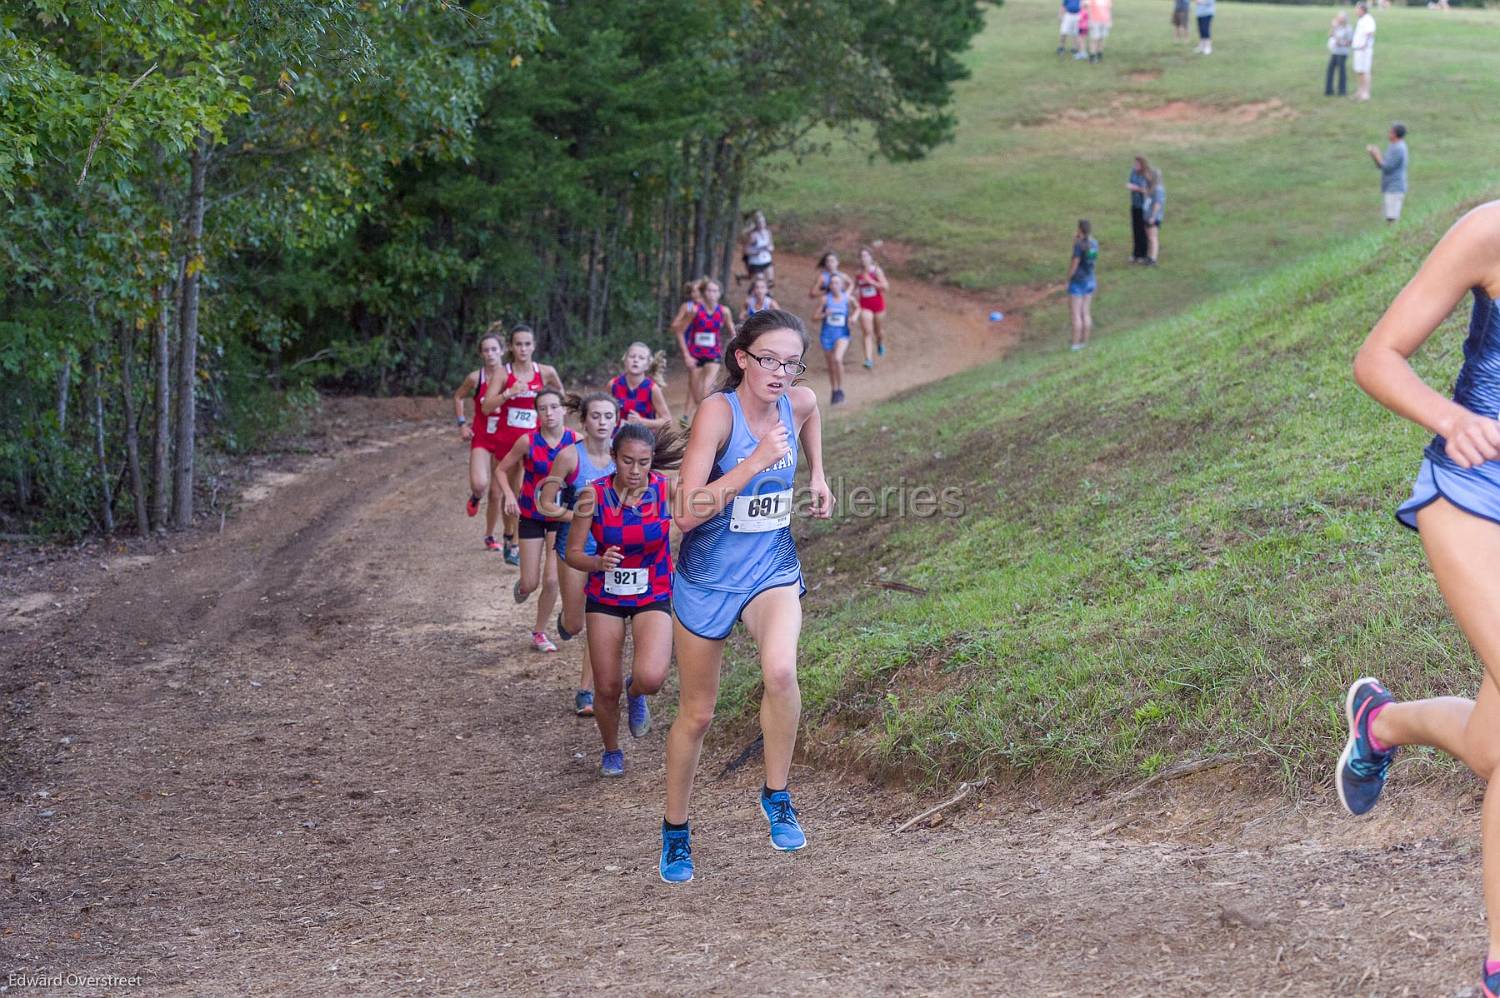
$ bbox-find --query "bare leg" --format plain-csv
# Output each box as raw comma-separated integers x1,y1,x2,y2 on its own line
532,541,560,633
830,338,849,394
859,310,876,365
586,613,627,751
873,310,886,352
699,362,721,402
485,455,503,538
1369,498,1500,957
664,621,724,824
1082,293,1094,344
1070,295,1084,346
741,586,803,790
517,536,544,598
558,560,587,639
503,464,522,542
1147,225,1159,262
468,447,490,500
627,609,674,695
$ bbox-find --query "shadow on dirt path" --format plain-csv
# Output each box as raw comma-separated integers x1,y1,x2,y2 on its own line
0,276,1487,996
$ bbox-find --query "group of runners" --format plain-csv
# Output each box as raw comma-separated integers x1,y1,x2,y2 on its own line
451,303,833,884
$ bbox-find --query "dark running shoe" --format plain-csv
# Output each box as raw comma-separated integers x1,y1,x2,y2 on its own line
1336,677,1397,817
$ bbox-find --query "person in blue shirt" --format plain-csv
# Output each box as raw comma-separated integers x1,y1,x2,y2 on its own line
1367,122,1408,223
1067,219,1099,351
1058,0,1083,57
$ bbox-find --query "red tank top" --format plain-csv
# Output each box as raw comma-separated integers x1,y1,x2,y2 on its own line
856,270,885,310
585,472,673,607
686,304,726,361
495,363,543,437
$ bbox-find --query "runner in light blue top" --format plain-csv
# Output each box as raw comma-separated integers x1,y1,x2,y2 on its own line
660,307,833,884
815,273,859,406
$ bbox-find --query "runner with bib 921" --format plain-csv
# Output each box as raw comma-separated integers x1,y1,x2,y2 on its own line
563,423,684,778
657,307,834,884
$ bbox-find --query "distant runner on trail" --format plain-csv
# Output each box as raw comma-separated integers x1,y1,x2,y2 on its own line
1067,219,1099,351
496,387,575,653
563,423,683,778
741,210,776,288
540,392,620,718
479,323,565,564
808,251,849,300
744,274,779,318
452,329,510,551
670,277,735,424
659,308,834,884
815,272,859,405
1340,200,1500,998
855,246,890,369
609,342,672,431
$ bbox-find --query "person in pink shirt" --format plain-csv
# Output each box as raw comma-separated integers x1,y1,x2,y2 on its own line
1088,0,1113,61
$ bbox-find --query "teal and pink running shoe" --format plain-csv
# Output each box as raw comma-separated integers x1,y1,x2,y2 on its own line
1483,959,1500,998
1336,676,1397,817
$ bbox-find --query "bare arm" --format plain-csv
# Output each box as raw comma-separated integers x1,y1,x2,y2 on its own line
481,375,518,415
453,370,478,439
1367,146,1384,167
541,364,565,393
563,485,619,574
535,445,577,520
1354,203,1500,468
647,384,673,429
495,435,530,512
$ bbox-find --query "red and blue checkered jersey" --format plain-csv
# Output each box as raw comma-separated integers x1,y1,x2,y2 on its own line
518,428,578,522
686,304,726,361
609,374,657,421
585,472,673,607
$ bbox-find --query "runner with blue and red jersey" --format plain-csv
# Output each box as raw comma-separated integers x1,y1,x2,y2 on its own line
670,277,736,423
608,341,672,429
563,423,684,778
497,387,574,654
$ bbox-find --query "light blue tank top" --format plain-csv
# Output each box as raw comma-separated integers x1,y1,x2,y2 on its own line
567,441,615,556
822,292,851,332
676,390,801,593
1428,290,1500,469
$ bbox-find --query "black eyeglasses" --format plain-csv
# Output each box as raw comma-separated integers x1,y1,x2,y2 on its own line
745,351,807,378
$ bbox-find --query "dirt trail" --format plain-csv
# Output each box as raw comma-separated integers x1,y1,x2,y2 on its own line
0,274,1488,996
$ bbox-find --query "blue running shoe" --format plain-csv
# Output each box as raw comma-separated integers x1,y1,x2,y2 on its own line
877,343,886,357
659,822,693,883
1336,676,1397,816
760,788,807,851
574,689,594,717
600,749,624,778
626,673,651,738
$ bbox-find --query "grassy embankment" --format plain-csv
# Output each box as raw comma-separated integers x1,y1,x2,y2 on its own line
719,195,1500,789
763,0,1500,338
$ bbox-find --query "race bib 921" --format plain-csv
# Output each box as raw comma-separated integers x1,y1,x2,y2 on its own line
604,567,649,596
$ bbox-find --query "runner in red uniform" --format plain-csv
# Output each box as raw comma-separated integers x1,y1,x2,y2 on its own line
609,341,672,431
450,330,509,550
480,323,564,564
497,387,573,653
855,246,890,369
669,278,736,424
563,423,684,777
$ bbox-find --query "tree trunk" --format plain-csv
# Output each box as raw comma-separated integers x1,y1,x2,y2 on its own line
55,358,71,434
720,151,742,289
150,280,173,532
119,321,150,538
658,174,675,324
172,130,209,529
691,136,715,281
584,221,601,340
89,343,115,535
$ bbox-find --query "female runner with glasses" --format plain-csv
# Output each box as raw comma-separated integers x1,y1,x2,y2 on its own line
657,308,835,883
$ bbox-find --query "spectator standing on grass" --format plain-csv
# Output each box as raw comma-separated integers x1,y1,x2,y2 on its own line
1088,0,1112,62
1127,156,1152,264
1326,12,1352,96
1145,168,1166,265
1194,0,1215,54
1368,122,1409,223
1067,220,1099,352
1351,1,1376,100
1058,0,1083,57
1172,0,1191,42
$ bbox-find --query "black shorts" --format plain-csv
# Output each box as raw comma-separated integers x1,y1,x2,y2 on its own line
586,598,672,619
744,257,772,276
518,516,559,540
690,355,721,369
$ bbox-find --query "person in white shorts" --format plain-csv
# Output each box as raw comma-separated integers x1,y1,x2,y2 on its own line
1088,0,1112,61
1058,0,1083,57
1368,122,1408,223
1351,1,1376,100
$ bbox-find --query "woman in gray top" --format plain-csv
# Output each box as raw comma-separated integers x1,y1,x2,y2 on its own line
1145,169,1166,266
1326,12,1353,97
